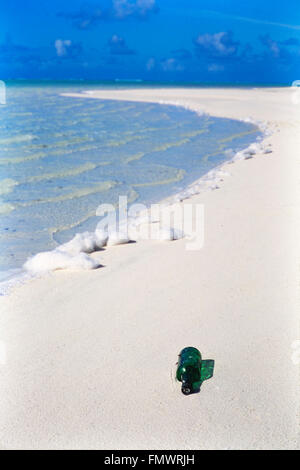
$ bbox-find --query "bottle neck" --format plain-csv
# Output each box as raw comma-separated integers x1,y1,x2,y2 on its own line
181,372,192,395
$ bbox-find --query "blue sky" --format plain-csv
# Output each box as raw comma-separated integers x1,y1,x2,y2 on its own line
0,0,299,83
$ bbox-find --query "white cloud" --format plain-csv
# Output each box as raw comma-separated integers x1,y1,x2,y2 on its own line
207,63,224,72
194,32,238,57
137,0,156,14
161,58,184,72
58,1,157,30
54,39,72,57
146,57,155,70
260,35,280,58
108,34,135,55
113,0,156,19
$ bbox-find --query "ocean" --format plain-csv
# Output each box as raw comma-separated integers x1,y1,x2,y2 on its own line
0,83,262,283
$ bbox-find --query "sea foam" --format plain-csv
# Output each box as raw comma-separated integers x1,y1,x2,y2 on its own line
23,230,108,274
24,250,100,274
23,229,130,274
1,93,271,292
166,117,272,205
20,113,271,277
22,221,182,275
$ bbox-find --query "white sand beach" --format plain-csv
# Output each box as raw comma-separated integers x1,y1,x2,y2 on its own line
0,87,299,449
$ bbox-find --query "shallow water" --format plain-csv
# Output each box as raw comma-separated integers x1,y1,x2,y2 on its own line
0,85,261,274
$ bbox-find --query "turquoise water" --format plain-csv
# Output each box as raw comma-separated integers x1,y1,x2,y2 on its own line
0,85,261,273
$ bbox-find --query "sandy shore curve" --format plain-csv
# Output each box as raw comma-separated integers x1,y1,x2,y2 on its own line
0,87,299,449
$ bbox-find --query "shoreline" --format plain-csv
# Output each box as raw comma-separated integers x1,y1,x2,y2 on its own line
0,87,299,449
0,97,264,295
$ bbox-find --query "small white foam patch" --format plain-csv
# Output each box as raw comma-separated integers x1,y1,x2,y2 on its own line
22,228,132,274
59,230,108,255
170,167,229,203
232,141,272,162
24,250,100,274
23,230,110,274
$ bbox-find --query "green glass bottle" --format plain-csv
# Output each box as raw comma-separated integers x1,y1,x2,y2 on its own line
176,347,202,395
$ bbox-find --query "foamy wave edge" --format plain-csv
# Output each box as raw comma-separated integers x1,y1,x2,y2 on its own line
157,101,273,203
0,101,273,296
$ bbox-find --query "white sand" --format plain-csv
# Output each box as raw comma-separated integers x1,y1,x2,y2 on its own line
0,87,299,450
